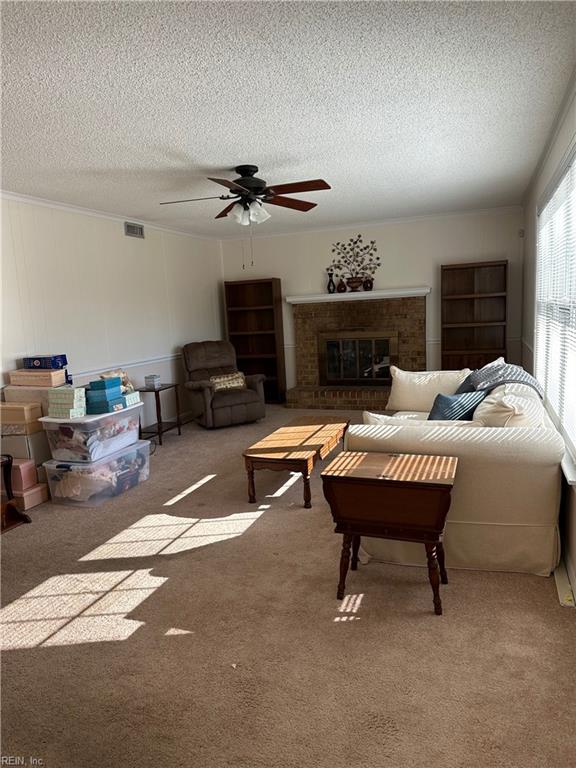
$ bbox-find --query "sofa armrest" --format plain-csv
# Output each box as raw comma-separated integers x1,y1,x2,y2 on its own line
345,423,565,525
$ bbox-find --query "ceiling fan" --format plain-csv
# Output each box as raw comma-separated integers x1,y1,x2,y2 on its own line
160,165,331,224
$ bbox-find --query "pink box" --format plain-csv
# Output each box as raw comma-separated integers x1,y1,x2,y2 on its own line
12,483,49,511
0,458,38,493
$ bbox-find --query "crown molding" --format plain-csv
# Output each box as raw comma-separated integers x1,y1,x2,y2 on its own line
0,190,214,240
218,205,524,241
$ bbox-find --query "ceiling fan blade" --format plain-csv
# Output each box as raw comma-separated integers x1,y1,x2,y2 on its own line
265,179,331,196
265,196,317,212
160,196,230,205
208,177,250,194
215,202,238,219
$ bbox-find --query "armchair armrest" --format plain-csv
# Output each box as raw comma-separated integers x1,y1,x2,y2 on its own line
184,379,215,428
184,379,214,392
244,373,266,400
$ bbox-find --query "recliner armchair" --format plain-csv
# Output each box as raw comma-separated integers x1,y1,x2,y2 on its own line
182,341,266,428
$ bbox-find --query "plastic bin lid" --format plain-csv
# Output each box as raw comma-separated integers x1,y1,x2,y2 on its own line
39,402,143,424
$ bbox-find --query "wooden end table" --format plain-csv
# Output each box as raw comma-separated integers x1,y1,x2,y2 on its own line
321,451,458,615
243,416,349,509
137,383,182,446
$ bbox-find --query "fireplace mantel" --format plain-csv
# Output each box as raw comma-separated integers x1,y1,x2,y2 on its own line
285,286,431,304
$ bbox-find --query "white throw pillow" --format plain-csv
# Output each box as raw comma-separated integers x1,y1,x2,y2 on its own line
386,366,471,412
363,411,479,429
472,385,544,427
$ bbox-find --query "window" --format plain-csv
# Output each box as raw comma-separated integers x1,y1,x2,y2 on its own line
535,153,576,456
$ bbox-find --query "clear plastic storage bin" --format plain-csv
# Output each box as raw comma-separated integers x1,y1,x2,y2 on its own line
39,403,143,462
44,439,150,506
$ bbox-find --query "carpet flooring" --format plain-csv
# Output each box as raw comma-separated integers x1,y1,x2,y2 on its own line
1,406,575,768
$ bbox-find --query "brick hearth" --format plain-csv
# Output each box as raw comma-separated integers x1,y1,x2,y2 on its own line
286,296,426,410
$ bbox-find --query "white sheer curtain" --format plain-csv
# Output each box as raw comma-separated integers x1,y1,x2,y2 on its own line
535,154,576,456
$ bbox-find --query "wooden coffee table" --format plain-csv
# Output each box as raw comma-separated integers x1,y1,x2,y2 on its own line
243,417,349,508
321,451,458,614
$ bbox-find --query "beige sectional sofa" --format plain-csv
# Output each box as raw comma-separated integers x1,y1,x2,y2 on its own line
344,369,565,576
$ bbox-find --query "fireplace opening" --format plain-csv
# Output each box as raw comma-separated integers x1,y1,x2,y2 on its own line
318,331,398,386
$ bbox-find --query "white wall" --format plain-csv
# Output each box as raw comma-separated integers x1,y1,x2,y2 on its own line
1,197,224,425
522,77,576,591
221,208,524,388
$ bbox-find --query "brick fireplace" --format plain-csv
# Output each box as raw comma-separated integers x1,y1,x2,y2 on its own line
285,289,428,410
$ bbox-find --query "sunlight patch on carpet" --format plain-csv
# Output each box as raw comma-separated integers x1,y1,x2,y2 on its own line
0,569,167,650
164,474,217,506
266,472,301,498
80,511,265,560
334,593,364,622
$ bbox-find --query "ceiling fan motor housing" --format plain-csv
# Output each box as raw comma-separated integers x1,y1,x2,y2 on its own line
234,165,267,196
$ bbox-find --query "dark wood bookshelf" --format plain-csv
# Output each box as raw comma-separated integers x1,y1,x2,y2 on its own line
441,260,508,370
224,278,286,403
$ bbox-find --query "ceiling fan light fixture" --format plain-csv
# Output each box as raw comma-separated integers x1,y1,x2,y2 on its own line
249,200,271,223
232,202,251,226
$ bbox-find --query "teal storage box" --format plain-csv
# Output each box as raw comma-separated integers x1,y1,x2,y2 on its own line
86,387,122,403
86,397,127,414
89,377,122,391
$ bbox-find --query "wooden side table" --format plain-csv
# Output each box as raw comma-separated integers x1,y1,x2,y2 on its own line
137,383,182,446
321,451,458,615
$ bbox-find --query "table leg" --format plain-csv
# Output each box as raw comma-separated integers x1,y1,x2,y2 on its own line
302,473,311,509
246,462,256,503
174,385,182,436
437,541,448,585
425,543,443,615
155,390,163,446
337,533,353,599
351,534,360,571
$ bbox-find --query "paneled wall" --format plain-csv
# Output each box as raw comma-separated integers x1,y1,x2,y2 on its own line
1,197,224,424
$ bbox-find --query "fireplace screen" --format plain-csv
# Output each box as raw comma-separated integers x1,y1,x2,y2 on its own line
319,332,397,386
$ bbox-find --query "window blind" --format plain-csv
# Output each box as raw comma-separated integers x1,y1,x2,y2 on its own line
535,155,576,456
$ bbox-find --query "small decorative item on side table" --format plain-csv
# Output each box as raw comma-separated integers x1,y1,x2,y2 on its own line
137,383,182,446
321,451,458,615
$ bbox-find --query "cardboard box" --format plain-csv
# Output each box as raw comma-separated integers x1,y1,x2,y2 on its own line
2,385,58,415
1,421,43,436
8,369,67,387
0,458,38,493
0,402,43,423
1,432,52,464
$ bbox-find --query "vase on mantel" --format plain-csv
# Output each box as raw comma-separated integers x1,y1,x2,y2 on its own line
336,279,347,293
326,272,336,294
346,277,364,292
363,277,374,291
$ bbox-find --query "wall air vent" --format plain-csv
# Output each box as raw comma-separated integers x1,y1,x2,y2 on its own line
124,222,145,239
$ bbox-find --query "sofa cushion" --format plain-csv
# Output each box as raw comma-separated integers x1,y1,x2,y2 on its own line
386,366,471,412
363,411,480,429
472,384,545,427
428,391,487,421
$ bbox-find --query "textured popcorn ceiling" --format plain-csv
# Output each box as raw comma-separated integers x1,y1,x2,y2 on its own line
2,1,575,237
